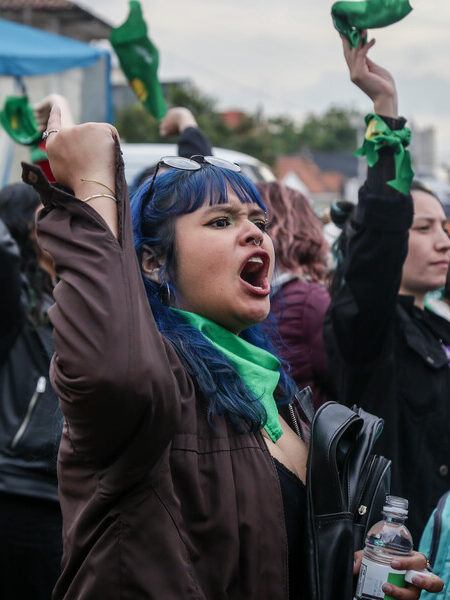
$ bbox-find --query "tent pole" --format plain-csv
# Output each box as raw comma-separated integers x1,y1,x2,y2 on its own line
1,76,27,187
1,135,14,187
14,75,27,95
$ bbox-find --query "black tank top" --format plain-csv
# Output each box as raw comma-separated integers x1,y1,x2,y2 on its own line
274,458,307,600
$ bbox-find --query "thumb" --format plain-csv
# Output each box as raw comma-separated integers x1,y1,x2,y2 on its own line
353,550,363,575
46,104,62,133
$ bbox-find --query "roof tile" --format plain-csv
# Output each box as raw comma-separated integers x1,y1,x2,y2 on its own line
275,155,343,194
0,0,74,8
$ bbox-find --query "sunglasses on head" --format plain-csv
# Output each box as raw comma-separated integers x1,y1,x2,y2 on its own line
144,155,242,202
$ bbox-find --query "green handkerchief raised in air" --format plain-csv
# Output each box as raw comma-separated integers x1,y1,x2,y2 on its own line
0,95,42,146
331,0,413,48
110,0,166,120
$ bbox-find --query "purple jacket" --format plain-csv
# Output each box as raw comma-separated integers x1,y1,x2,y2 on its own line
271,277,334,409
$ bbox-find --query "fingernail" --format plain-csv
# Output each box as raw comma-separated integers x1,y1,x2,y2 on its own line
382,583,392,594
390,559,402,569
413,576,424,586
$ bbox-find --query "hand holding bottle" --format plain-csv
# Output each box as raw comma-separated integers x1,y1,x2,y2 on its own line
354,497,443,599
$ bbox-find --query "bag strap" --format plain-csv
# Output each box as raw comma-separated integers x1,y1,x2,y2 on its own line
347,406,385,513
307,402,363,514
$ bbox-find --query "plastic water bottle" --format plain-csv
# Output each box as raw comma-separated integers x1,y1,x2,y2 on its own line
354,496,413,600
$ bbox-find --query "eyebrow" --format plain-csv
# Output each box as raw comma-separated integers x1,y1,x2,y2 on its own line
413,216,448,223
203,203,267,218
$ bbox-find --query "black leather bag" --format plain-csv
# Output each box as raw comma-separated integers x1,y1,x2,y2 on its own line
303,400,391,600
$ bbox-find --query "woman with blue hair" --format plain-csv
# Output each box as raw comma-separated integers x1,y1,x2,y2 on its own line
23,99,442,600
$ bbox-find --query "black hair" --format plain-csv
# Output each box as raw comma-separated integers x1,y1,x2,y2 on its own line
410,180,441,201
0,183,53,323
328,201,357,297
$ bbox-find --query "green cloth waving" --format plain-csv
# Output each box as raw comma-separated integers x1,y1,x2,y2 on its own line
110,0,166,120
332,0,413,48
172,309,284,443
355,114,414,195
0,95,41,146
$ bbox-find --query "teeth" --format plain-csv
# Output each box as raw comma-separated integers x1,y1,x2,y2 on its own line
248,257,263,264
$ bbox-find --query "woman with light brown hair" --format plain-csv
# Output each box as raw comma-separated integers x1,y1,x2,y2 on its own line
257,182,334,409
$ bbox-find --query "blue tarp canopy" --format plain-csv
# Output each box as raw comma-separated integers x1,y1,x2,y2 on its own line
0,18,113,186
0,18,108,76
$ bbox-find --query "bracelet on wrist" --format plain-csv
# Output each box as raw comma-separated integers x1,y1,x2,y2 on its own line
82,193,117,204
80,178,115,196
355,113,414,195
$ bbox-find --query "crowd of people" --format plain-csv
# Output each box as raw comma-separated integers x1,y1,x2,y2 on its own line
0,26,448,600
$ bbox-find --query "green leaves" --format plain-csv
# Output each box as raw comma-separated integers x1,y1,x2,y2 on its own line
115,84,359,164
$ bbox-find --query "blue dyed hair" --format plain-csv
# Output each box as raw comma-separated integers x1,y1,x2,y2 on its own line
131,163,297,432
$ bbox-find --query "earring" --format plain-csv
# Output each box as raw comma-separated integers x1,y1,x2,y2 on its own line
160,281,171,305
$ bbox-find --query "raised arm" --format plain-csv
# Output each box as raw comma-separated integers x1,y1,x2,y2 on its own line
342,32,398,118
44,105,119,236
326,35,413,365
159,106,213,157
26,105,185,468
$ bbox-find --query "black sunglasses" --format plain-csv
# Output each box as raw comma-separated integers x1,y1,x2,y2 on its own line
144,155,241,202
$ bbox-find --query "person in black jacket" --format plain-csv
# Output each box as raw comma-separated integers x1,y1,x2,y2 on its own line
0,183,63,599
325,33,450,545
131,106,213,193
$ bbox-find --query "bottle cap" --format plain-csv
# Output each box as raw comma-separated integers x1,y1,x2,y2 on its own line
383,495,408,516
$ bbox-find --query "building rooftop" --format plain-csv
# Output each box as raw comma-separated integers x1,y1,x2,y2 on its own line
0,0,112,41
275,154,343,195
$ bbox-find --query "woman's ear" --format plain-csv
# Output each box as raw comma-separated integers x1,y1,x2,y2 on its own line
141,245,164,283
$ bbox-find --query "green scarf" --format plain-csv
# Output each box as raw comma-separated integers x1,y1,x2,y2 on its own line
110,0,166,121
355,114,414,195
172,309,283,443
0,95,42,146
331,0,413,48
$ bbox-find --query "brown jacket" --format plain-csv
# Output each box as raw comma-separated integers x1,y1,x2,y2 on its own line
23,155,290,600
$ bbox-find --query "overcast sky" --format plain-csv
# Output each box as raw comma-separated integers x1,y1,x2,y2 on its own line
86,0,450,164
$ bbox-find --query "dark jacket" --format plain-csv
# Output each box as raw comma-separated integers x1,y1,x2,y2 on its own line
324,144,450,544
271,276,334,409
178,125,213,158
0,218,61,502
24,153,294,600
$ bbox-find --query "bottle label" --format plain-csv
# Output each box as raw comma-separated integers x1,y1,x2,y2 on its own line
354,556,406,600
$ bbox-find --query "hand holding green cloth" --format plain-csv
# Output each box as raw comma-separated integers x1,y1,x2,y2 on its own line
0,95,42,146
332,0,413,48
171,308,284,443
110,0,166,121
355,114,414,195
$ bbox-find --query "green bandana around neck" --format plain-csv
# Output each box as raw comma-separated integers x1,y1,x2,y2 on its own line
355,113,414,195
172,308,283,442
331,0,413,48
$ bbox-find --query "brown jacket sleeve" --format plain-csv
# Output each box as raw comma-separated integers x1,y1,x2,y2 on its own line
22,147,187,470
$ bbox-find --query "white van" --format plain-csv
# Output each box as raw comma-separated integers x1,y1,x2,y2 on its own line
120,143,276,188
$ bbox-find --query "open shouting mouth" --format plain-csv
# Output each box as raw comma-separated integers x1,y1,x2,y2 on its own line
239,252,271,295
